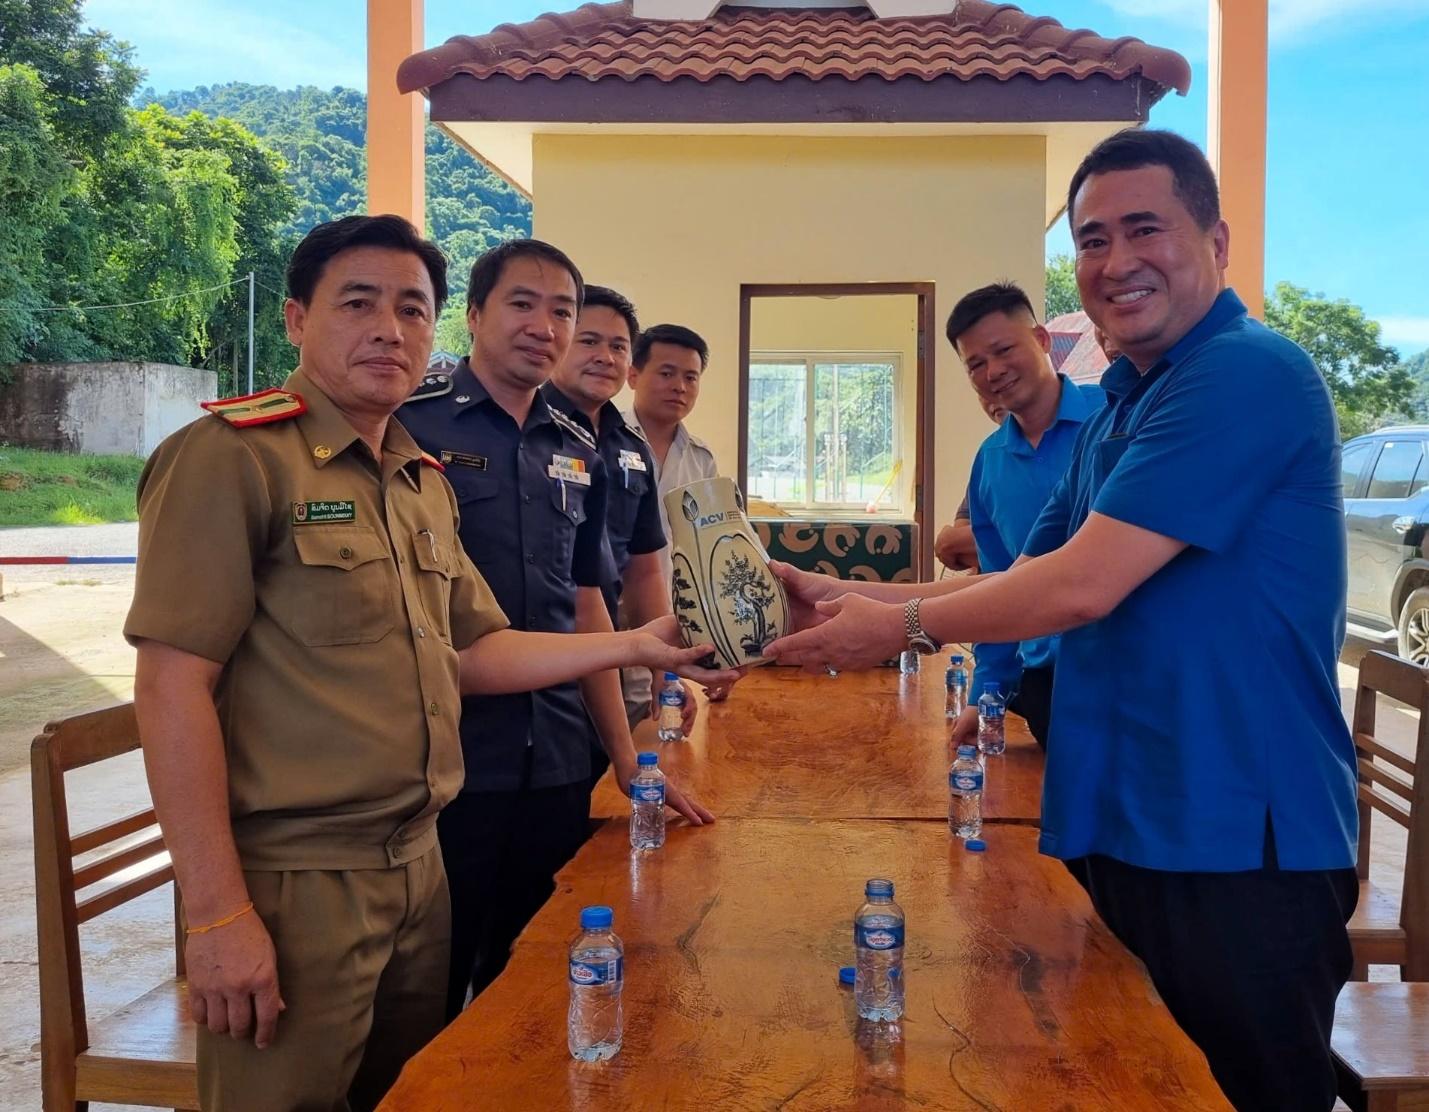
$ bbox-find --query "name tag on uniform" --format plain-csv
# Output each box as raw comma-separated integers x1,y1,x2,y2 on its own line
548,454,592,486
440,450,488,470
292,500,355,524
618,449,648,473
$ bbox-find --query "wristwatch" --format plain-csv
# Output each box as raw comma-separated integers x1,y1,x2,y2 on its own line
904,598,942,655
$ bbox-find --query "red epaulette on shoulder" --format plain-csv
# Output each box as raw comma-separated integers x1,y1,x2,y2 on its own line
201,388,307,428
419,451,446,472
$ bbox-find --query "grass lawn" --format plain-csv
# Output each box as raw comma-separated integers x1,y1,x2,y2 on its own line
0,445,143,526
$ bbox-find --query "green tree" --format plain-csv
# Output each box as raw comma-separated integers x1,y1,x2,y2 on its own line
0,64,73,369
141,108,298,391
1264,282,1409,440
1044,253,1081,320
0,0,140,157
434,300,470,357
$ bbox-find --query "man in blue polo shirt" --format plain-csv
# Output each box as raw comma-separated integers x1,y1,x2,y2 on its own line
767,129,1357,1111
949,282,1103,750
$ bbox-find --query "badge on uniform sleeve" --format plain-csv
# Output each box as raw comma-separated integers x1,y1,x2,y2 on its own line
292,500,356,525
547,454,592,486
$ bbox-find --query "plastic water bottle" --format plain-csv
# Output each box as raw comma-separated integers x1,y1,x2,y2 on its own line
657,672,685,742
629,751,666,850
977,683,1006,756
945,655,968,719
898,649,920,675
567,905,623,1061
854,878,905,1021
949,744,984,840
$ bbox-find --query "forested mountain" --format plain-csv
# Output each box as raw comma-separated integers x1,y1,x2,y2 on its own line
141,82,533,300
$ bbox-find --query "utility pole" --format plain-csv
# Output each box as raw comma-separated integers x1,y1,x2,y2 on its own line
247,271,255,394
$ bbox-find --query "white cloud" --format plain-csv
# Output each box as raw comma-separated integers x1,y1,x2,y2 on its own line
87,0,366,91
1380,317,1429,355
1093,0,1427,42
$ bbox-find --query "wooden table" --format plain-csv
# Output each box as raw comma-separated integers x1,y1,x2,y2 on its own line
591,666,1045,824
381,821,1229,1110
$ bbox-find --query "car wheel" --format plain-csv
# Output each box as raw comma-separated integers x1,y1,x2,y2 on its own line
1397,587,1429,665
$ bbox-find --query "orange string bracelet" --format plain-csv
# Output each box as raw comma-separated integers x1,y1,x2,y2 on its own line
185,901,255,936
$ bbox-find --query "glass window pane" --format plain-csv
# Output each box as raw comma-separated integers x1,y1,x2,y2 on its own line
1342,442,1374,497
747,363,806,503
1367,441,1422,500
814,362,896,507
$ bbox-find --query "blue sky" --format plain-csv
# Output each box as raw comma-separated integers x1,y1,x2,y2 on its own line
90,0,1428,353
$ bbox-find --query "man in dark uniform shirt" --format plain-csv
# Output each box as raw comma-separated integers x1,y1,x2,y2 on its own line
399,241,713,1016
541,285,698,755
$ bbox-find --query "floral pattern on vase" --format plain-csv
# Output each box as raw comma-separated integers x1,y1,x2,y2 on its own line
666,478,789,670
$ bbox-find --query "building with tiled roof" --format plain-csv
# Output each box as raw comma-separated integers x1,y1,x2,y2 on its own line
1047,309,1111,384
401,0,1187,573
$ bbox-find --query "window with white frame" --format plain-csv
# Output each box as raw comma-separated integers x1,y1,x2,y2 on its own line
746,352,901,511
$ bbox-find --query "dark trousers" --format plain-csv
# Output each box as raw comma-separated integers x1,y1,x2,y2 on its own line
1008,664,1054,749
437,774,591,1019
1066,828,1358,1112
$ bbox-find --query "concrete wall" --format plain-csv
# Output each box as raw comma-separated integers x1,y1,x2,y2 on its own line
531,132,1047,537
0,363,216,457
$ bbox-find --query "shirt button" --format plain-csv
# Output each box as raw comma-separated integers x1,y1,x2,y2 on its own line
523,494,532,504
526,552,536,564
417,627,426,638
339,546,353,559
429,701,440,716
392,844,405,861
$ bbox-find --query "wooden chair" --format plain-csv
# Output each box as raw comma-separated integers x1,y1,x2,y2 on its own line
32,702,198,1110
1333,982,1429,1112
1347,650,1429,982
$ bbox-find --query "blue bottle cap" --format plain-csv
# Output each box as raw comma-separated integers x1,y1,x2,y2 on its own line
865,878,894,898
580,905,614,929
637,751,659,766
956,744,977,756
663,671,679,682
966,838,987,852
983,683,1000,694
951,655,964,665
839,966,856,986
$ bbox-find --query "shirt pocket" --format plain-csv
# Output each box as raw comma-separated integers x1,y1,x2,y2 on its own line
411,530,459,643
285,525,395,646
548,477,589,571
447,472,502,565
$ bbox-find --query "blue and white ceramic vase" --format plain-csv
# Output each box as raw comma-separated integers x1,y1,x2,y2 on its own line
664,477,789,670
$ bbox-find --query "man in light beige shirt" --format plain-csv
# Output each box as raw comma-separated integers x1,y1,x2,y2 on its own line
622,323,726,712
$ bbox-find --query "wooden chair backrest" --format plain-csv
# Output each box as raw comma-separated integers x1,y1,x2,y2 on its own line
31,702,181,1072
1351,650,1429,979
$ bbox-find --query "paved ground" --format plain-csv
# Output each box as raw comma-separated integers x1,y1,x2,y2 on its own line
0,525,1414,1109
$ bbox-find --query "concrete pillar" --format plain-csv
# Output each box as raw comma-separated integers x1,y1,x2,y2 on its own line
367,0,425,230
1207,0,1267,318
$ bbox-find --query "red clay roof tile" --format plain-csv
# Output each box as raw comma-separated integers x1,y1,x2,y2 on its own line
399,2,1191,96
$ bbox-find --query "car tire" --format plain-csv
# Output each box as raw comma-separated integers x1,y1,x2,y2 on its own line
1397,587,1429,666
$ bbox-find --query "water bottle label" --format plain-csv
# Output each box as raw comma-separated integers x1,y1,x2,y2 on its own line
569,957,624,986
659,689,684,707
980,706,1005,720
632,783,665,805
950,769,984,792
855,924,905,950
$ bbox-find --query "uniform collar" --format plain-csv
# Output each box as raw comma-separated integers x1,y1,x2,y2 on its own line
539,381,623,439
456,358,557,432
992,375,1095,456
1100,289,1248,401
283,368,423,483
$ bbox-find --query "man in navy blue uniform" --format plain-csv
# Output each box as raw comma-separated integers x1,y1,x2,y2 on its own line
400,242,712,1016
766,130,1358,1111
541,286,699,752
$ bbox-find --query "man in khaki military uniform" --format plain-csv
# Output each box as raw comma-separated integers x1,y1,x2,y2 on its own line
125,215,732,1111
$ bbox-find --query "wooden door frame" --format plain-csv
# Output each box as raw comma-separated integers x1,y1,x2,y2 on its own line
738,282,936,580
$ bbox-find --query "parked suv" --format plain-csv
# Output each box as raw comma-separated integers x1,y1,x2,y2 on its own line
1343,426,1429,663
